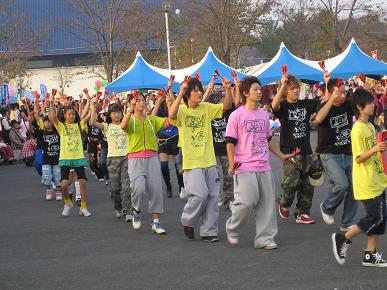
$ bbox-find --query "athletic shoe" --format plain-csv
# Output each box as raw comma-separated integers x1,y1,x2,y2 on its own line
115,210,123,218
124,214,132,222
45,189,53,201
332,233,351,265
263,242,278,250
55,192,62,201
98,178,104,182
184,226,195,240
362,250,387,267
227,234,239,246
76,199,81,207
179,187,188,199
201,236,219,243
296,214,315,224
79,208,92,217
320,202,334,225
217,201,223,207
152,222,167,235
132,211,141,230
278,205,290,219
61,203,73,217
340,225,355,232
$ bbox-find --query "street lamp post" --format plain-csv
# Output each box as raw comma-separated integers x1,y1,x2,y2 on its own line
162,2,172,70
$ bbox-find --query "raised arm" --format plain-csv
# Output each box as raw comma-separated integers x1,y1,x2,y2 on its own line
169,83,187,120
201,80,215,103
90,99,104,130
120,99,134,131
222,77,233,111
233,77,241,107
48,95,59,126
315,88,339,124
272,75,288,111
80,93,91,120
151,94,164,116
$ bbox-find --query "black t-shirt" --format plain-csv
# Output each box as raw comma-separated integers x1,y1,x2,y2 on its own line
316,100,354,154
274,99,319,154
212,106,234,156
88,124,103,140
35,129,60,165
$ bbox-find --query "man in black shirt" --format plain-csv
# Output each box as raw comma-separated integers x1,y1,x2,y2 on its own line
315,77,358,231
272,74,319,224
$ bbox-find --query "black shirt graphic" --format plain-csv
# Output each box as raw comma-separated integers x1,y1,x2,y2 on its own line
274,99,319,154
35,129,60,165
212,107,234,156
316,100,354,155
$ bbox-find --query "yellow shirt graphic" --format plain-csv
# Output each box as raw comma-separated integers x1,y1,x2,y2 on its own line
55,120,87,161
102,123,128,158
176,102,223,170
351,121,387,200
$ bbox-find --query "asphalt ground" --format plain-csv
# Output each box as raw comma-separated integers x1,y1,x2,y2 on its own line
0,132,386,290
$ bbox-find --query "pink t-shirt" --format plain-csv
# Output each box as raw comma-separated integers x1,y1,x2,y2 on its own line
226,106,272,174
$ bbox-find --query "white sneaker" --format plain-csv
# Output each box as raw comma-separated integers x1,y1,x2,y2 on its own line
263,242,278,250
124,214,132,222
46,189,53,200
79,208,92,217
340,225,355,232
132,211,141,230
115,210,123,218
152,222,167,235
227,234,239,246
55,192,62,201
61,203,73,217
320,202,334,225
179,187,188,199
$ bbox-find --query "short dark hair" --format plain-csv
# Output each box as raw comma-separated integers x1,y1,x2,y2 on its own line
183,78,204,105
285,74,300,88
239,76,262,105
351,88,374,117
327,79,341,94
106,103,123,123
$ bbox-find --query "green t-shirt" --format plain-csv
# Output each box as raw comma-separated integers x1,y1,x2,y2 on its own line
126,115,166,154
55,120,87,161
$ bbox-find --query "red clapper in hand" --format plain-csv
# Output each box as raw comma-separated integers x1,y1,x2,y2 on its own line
51,89,57,97
214,69,224,79
83,88,89,95
318,60,326,72
336,78,344,88
231,70,237,78
183,75,192,84
96,91,102,99
377,131,387,174
281,65,288,76
195,72,200,80
169,75,175,82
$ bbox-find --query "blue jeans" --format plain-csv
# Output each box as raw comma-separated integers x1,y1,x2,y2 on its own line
320,153,358,227
42,164,61,187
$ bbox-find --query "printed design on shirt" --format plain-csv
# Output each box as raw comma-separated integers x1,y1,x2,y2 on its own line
330,113,350,147
365,133,384,174
244,119,267,154
190,128,207,148
43,134,59,156
212,117,226,143
293,122,307,139
110,128,127,150
185,114,205,128
288,108,306,122
91,126,101,136
63,125,81,152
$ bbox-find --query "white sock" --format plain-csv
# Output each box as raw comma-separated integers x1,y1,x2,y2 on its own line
75,181,81,199
153,219,159,224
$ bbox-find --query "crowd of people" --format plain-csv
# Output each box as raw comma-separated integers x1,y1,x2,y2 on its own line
0,71,386,267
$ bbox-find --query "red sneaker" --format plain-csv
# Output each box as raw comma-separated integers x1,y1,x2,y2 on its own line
296,214,315,224
278,205,290,219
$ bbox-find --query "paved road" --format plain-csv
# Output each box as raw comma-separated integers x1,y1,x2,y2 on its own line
1,133,386,290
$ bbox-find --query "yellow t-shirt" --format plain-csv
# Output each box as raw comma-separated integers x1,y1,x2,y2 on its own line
55,120,87,161
176,102,223,170
351,121,387,200
102,123,128,157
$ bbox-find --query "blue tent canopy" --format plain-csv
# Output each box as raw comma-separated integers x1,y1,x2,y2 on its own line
325,38,387,80
254,43,324,85
187,47,246,85
105,52,179,93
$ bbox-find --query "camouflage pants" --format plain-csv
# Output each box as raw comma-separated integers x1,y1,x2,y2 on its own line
216,155,234,205
279,155,314,217
107,156,132,214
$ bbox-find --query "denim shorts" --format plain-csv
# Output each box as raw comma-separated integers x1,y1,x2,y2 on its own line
42,164,61,186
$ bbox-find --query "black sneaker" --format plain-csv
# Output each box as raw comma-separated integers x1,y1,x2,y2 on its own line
184,226,195,240
362,250,387,267
332,233,351,265
201,236,220,243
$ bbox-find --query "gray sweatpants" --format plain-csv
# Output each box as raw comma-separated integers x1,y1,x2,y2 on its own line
128,156,163,214
181,166,220,237
107,156,131,214
226,171,278,248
